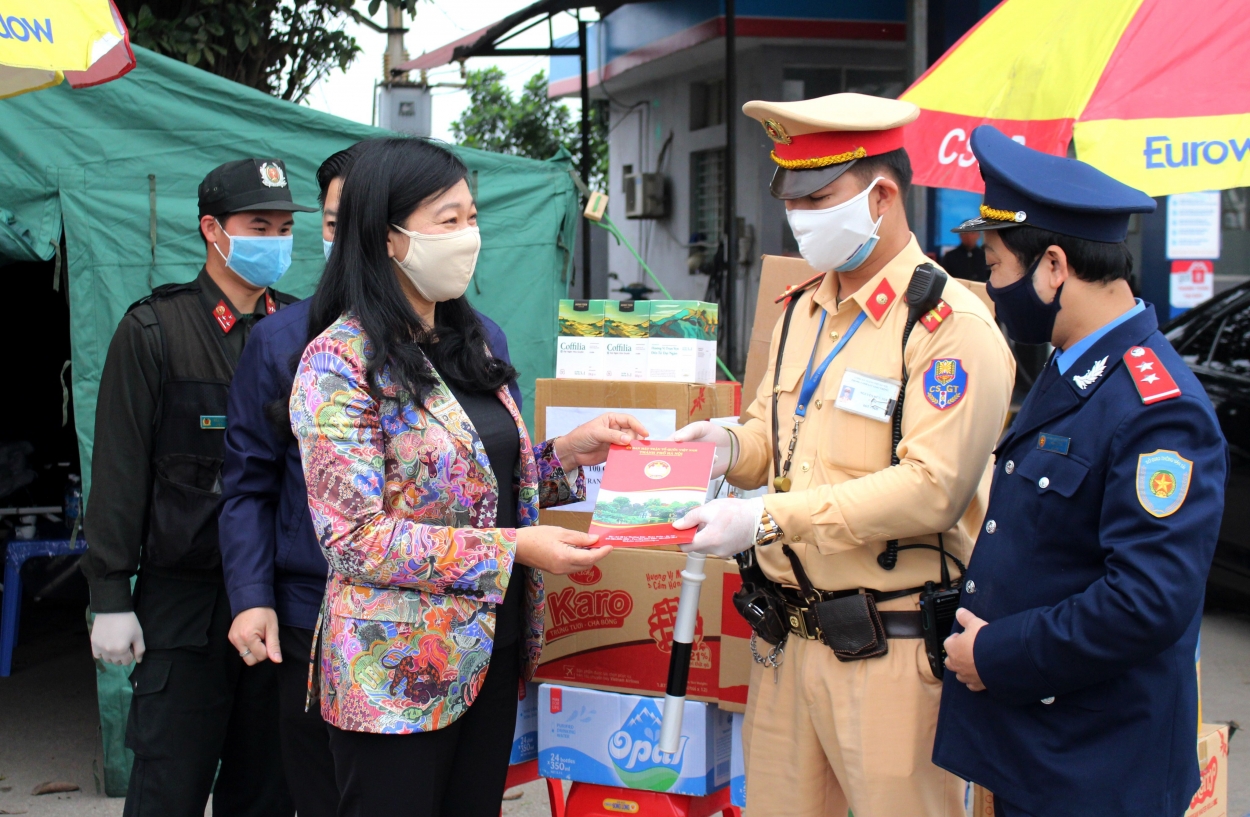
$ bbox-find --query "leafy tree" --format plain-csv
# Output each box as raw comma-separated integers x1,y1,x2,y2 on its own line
451,67,608,189
119,0,416,103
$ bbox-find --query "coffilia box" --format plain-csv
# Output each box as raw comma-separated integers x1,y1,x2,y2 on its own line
557,299,606,379
604,300,650,380
647,300,719,384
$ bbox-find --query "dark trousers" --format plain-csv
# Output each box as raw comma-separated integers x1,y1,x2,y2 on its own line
277,624,340,817
123,577,292,817
327,644,520,817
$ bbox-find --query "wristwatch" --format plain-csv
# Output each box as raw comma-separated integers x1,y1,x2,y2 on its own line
755,507,784,548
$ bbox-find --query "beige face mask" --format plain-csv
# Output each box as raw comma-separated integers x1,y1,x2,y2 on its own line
390,224,481,302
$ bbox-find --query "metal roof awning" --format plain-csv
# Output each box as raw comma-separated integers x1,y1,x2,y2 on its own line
394,0,634,74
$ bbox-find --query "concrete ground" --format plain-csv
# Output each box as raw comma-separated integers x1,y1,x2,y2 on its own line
3,596,1250,817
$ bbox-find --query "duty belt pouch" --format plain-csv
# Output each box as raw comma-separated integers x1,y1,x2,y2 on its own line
784,545,888,662
814,594,888,661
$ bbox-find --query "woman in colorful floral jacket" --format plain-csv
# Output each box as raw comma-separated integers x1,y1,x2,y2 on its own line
290,138,647,817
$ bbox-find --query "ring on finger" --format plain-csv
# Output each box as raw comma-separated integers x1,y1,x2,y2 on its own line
239,648,251,658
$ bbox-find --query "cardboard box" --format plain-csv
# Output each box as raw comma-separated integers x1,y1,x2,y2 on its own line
534,547,728,702
1185,723,1230,817
967,723,1229,817
647,300,719,384
509,681,539,765
718,566,751,713
741,256,821,418
557,299,606,379
537,684,733,796
729,711,745,807
604,300,650,380
535,378,740,532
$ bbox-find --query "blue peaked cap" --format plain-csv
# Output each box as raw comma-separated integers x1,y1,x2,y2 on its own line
953,125,1157,243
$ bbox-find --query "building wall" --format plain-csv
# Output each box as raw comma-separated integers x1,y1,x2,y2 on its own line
601,40,907,359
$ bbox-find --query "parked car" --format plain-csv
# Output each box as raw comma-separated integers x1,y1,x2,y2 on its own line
1162,282,1250,606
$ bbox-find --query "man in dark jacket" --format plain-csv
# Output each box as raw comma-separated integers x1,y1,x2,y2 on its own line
83,158,317,816
941,230,989,282
219,145,520,817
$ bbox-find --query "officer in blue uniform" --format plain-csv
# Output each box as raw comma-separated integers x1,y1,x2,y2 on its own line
931,126,1228,817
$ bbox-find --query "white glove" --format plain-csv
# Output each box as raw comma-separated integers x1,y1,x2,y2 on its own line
91,611,146,666
668,421,733,479
672,497,764,558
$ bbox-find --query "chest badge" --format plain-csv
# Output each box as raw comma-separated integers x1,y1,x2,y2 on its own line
200,415,226,430
1135,449,1192,517
923,358,967,410
1072,356,1108,390
1037,434,1070,455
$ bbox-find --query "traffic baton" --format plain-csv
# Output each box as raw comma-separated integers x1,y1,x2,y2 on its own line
658,551,706,755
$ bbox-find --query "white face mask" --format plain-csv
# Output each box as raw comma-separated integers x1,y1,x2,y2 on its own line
784,176,885,273
390,224,481,302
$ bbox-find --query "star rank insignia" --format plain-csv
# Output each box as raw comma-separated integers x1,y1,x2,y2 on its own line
919,300,953,333
1122,346,1181,404
213,300,236,333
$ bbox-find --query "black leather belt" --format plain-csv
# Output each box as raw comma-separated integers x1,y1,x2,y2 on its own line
780,588,924,641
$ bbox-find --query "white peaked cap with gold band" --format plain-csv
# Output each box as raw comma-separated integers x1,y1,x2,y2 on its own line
742,93,919,200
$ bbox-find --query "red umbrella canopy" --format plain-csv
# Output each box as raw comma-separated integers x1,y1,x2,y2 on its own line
901,0,1250,196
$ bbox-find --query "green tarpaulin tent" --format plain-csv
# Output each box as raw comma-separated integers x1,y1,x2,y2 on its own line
0,45,576,795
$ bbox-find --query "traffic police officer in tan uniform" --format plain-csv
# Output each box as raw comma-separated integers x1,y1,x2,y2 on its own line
671,94,1015,816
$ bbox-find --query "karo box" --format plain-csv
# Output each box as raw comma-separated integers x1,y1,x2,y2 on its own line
509,681,539,765
538,684,733,796
533,547,728,702
1185,723,1230,817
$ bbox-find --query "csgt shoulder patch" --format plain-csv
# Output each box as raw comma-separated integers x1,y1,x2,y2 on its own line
924,358,967,410
1136,449,1192,517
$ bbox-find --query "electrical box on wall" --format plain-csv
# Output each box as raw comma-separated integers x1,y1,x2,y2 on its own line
377,85,432,137
624,173,667,219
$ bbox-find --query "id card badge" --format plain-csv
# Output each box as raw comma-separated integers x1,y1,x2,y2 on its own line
834,368,901,423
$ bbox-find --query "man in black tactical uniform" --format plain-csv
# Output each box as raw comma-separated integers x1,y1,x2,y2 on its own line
82,158,316,817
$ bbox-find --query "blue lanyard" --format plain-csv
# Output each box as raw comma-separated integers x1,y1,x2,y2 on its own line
796,310,868,417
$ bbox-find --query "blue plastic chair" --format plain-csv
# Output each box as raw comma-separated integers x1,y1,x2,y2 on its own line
1,537,87,676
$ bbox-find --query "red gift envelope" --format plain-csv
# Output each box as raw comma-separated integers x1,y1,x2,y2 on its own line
588,440,716,547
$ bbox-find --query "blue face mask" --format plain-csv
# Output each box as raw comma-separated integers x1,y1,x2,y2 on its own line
214,220,292,287
323,238,334,259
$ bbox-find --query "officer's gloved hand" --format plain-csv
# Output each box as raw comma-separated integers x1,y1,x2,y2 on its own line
91,611,146,666
668,421,734,479
673,497,764,558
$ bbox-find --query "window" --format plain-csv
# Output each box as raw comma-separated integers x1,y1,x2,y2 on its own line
690,148,725,246
781,67,908,101
690,79,725,131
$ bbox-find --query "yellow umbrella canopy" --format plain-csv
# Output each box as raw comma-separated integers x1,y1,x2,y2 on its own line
0,0,134,99
901,0,1250,197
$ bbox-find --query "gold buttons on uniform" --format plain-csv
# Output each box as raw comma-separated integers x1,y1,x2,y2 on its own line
814,399,822,410
801,462,810,472
830,331,839,341
876,293,888,305
792,534,801,542
774,386,783,394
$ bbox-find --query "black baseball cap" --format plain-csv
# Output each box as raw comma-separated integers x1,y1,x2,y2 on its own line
198,158,318,218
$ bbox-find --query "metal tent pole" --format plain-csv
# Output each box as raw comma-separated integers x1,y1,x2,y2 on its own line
724,0,737,372
579,18,593,299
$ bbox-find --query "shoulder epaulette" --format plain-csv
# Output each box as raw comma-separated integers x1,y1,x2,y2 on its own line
125,282,198,315
774,272,825,304
918,300,953,333
1123,346,1182,404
